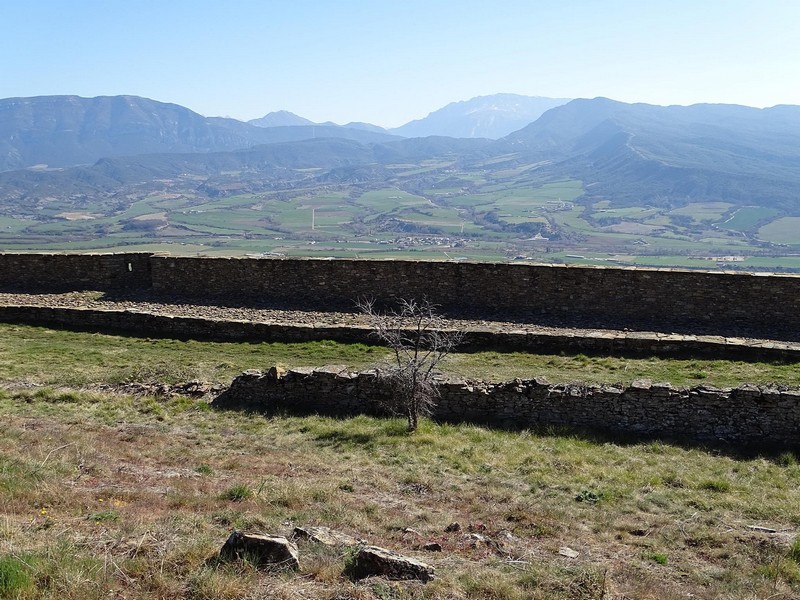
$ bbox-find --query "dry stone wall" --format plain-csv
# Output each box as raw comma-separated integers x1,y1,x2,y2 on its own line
0,252,151,291
1,252,800,337
0,305,797,361
215,367,800,446
148,256,800,335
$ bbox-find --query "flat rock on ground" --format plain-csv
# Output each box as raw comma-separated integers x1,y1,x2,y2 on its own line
219,531,299,570
350,545,435,582
293,525,361,547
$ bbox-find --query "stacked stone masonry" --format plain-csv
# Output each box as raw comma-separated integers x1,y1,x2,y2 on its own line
215,367,800,446
0,305,797,361
1,252,799,337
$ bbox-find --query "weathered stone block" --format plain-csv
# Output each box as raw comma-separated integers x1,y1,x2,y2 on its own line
219,531,299,570
350,545,435,582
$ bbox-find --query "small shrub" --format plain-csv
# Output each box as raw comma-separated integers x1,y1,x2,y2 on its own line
195,464,214,476
222,483,253,502
575,489,602,504
342,545,360,577
789,538,800,563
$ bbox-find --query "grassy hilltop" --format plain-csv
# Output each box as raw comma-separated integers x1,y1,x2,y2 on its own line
1,323,800,598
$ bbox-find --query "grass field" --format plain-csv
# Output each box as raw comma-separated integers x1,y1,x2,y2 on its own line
721,207,782,232
669,203,733,223
3,323,800,389
1,324,800,598
758,217,800,245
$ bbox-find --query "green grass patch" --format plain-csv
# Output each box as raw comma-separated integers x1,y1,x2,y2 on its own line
1,324,799,389
0,555,33,597
221,483,253,502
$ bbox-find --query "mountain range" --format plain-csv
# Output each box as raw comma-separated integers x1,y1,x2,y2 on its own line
248,94,571,140
0,95,398,172
503,98,800,209
1,93,799,218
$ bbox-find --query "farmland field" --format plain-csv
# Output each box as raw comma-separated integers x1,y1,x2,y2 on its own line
669,202,733,223
0,155,799,271
721,206,782,232
758,217,800,245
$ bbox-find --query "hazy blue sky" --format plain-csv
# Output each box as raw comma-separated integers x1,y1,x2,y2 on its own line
2,0,798,127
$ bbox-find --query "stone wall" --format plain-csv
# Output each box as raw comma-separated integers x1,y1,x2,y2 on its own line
148,256,800,335
2,252,800,337
0,252,151,291
215,367,800,446
1,305,798,361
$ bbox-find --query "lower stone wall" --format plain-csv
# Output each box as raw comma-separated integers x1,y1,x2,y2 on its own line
215,367,800,446
2,305,799,361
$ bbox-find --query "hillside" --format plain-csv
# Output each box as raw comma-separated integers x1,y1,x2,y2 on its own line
0,96,398,172
503,98,800,209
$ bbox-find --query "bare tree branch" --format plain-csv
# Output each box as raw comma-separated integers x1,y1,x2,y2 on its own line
356,296,464,432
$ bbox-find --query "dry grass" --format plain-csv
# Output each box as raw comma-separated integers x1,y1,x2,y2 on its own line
2,323,800,598
1,385,800,599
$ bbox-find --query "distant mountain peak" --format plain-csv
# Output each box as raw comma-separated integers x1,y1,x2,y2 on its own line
390,93,571,139
343,121,387,133
248,110,315,128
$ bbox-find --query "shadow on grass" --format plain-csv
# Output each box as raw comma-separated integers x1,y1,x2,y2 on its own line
211,396,800,461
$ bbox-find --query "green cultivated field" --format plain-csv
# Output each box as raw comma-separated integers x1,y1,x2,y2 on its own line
758,217,800,245
721,206,782,232
1,157,799,270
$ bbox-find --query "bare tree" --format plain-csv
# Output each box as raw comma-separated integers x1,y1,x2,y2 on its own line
357,297,464,432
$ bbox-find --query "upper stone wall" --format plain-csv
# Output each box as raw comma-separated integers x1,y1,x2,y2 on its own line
0,252,151,292
1,252,799,338
149,256,800,336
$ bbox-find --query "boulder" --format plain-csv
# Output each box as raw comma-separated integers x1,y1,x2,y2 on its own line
350,545,434,582
219,531,299,570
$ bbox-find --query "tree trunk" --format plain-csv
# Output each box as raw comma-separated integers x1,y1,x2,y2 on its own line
407,409,418,432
